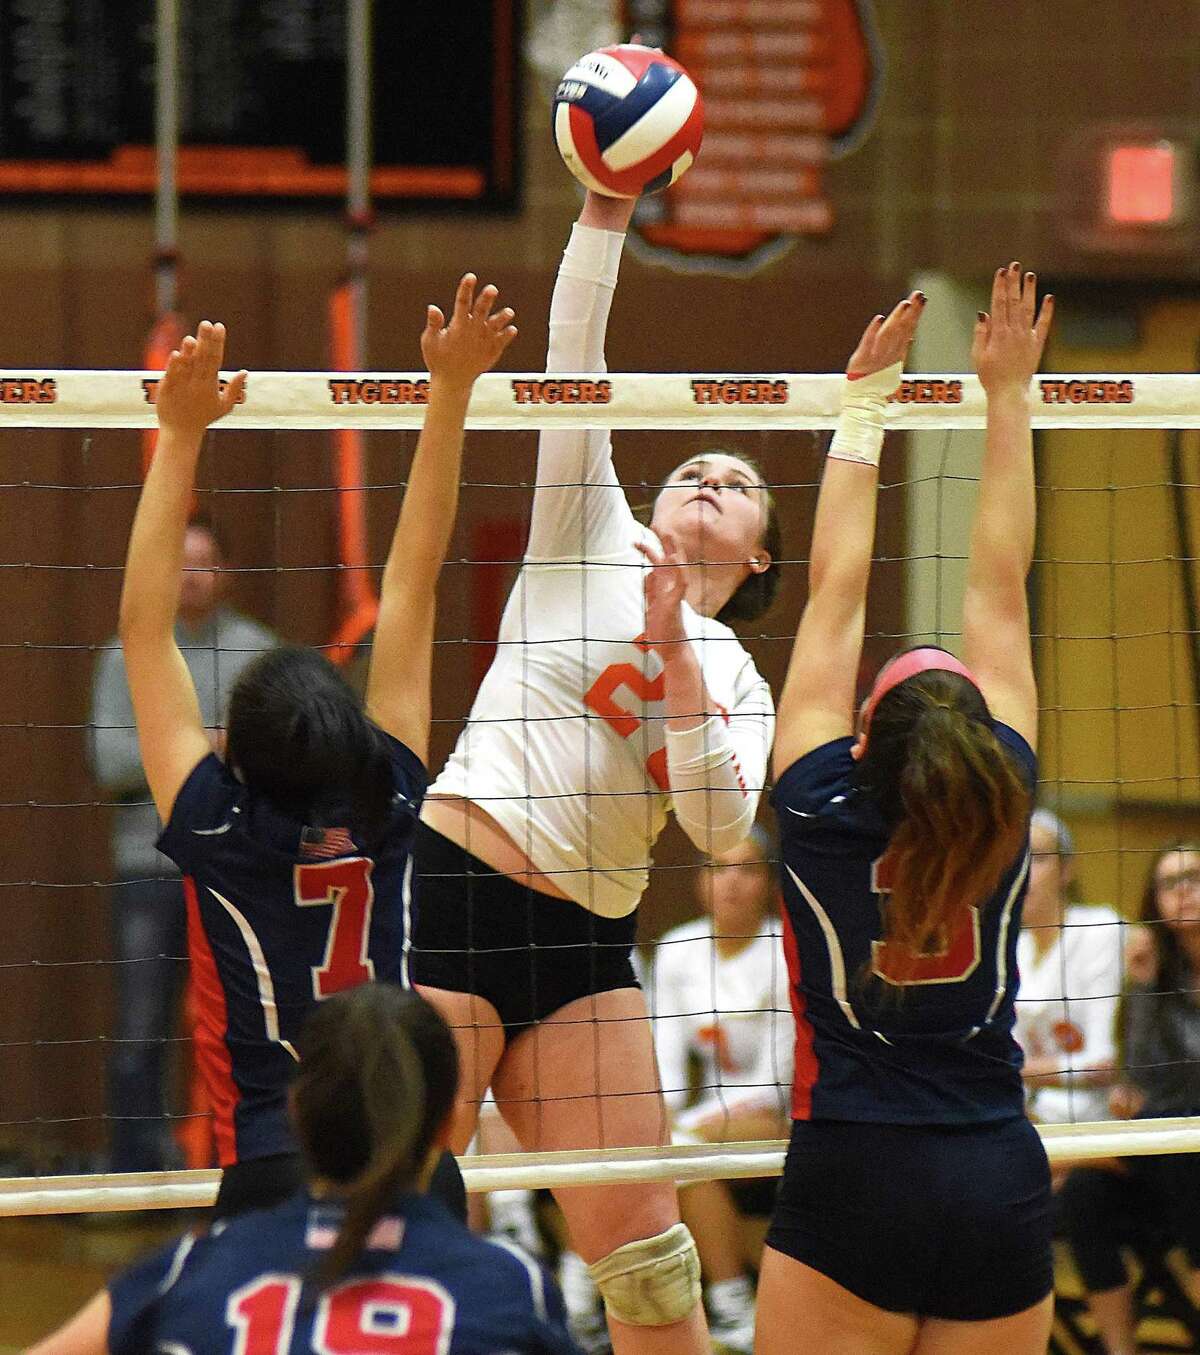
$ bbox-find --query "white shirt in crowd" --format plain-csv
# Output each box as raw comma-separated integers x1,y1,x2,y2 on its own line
649,916,793,1135
1015,904,1123,1124
431,223,774,918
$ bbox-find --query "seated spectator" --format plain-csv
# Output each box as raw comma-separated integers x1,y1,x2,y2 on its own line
650,825,793,1355
1057,842,1200,1355
1016,809,1122,1125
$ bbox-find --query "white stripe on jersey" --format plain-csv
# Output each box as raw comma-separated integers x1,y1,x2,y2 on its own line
485,1236,548,1320
400,855,414,989
158,1233,196,1295
984,850,1030,1026
785,865,862,1030
209,886,299,1061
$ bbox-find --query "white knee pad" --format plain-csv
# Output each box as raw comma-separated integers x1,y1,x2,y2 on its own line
587,1223,701,1327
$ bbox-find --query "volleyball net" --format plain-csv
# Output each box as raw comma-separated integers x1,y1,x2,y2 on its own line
1,371,1198,1214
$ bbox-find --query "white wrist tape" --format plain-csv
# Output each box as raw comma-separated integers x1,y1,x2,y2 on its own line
828,359,903,467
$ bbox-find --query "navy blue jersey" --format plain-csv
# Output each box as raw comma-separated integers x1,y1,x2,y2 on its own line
107,1191,580,1355
157,733,426,1165
770,723,1035,1125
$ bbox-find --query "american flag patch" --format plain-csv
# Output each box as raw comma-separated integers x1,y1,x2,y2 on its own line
300,826,357,859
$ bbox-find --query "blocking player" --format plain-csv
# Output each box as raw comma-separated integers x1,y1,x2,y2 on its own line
28,984,581,1355
758,264,1055,1354
112,280,515,1219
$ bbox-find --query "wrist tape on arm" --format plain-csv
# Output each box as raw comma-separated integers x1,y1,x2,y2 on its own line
827,360,903,468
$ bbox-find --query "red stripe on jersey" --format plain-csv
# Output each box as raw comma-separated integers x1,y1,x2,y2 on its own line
780,909,817,1120
184,876,240,1167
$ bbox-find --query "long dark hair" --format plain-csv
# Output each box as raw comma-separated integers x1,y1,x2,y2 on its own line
225,646,394,840
292,984,459,1288
857,667,1031,973
651,451,783,624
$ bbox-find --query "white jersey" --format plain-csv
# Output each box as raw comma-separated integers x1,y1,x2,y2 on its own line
430,224,774,918
649,916,793,1128
1015,904,1123,1123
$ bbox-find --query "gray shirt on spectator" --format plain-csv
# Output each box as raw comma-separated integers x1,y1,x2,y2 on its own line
90,609,277,880
1124,981,1200,1118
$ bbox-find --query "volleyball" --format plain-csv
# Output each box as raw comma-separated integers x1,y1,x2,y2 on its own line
552,44,704,198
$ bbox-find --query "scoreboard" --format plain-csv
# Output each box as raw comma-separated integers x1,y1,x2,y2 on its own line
0,0,520,206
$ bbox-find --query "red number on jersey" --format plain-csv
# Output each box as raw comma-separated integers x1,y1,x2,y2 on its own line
294,858,376,999
868,852,982,986
228,1276,301,1355
314,1277,456,1355
583,639,670,790
228,1275,455,1355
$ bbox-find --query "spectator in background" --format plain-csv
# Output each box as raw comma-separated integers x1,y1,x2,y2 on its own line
90,517,276,1172
1015,808,1122,1126
1057,843,1200,1355
650,825,792,1355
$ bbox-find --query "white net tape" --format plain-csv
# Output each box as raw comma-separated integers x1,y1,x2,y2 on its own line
2,1120,1199,1216
0,370,1192,429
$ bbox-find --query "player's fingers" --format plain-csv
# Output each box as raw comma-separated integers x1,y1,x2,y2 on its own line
488,306,515,332
201,321,227,373
472,284,499,322
219,369,248,414
425,304,445,334
1033,293,1054,350
452,273,476,324
634,538,664,567
990,267,1007,325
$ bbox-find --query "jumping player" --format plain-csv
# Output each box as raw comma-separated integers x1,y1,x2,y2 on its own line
115,280,516,1219
412,191,777,1355
757,264,1055,1354
29,984,581,1355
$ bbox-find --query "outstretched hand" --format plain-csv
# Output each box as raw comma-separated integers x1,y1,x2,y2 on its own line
156,321,247,441
972,262,1053,394
636,529,688,654
421,274,518,389
845,291,925,379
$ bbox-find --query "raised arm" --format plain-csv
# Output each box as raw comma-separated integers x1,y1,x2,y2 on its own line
772,295,924,779
118,323,246,821
365,275,517,762
525,192,637,562
961,263,1053,749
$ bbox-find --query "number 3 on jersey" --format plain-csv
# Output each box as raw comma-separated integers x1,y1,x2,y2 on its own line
294,858,376,999
869,852,981,986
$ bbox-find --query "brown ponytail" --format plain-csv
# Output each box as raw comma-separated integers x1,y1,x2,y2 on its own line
859,670,1031,972
291,984,459,1289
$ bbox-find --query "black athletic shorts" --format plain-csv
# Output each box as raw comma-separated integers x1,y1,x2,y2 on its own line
410,822,640,1040
212,1150,467,1223
765,1117,1053,1321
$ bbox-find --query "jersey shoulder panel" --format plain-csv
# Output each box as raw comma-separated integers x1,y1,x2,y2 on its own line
156,754,241,874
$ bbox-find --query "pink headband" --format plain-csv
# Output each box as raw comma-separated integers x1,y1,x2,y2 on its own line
861,648,979,733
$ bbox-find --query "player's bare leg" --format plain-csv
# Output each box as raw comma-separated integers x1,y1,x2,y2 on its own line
493,987,709,1355
416,986,505,1153
755,1249,917,1355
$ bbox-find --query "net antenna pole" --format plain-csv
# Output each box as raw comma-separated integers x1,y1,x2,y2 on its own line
328,0,380,665
142,0,187,476
1167,353,1200,765
150,0,210,1171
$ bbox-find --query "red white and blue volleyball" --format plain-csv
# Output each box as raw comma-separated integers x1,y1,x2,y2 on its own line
553,45,704,198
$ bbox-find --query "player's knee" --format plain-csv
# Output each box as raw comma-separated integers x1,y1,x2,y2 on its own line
587,1223,701,1327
